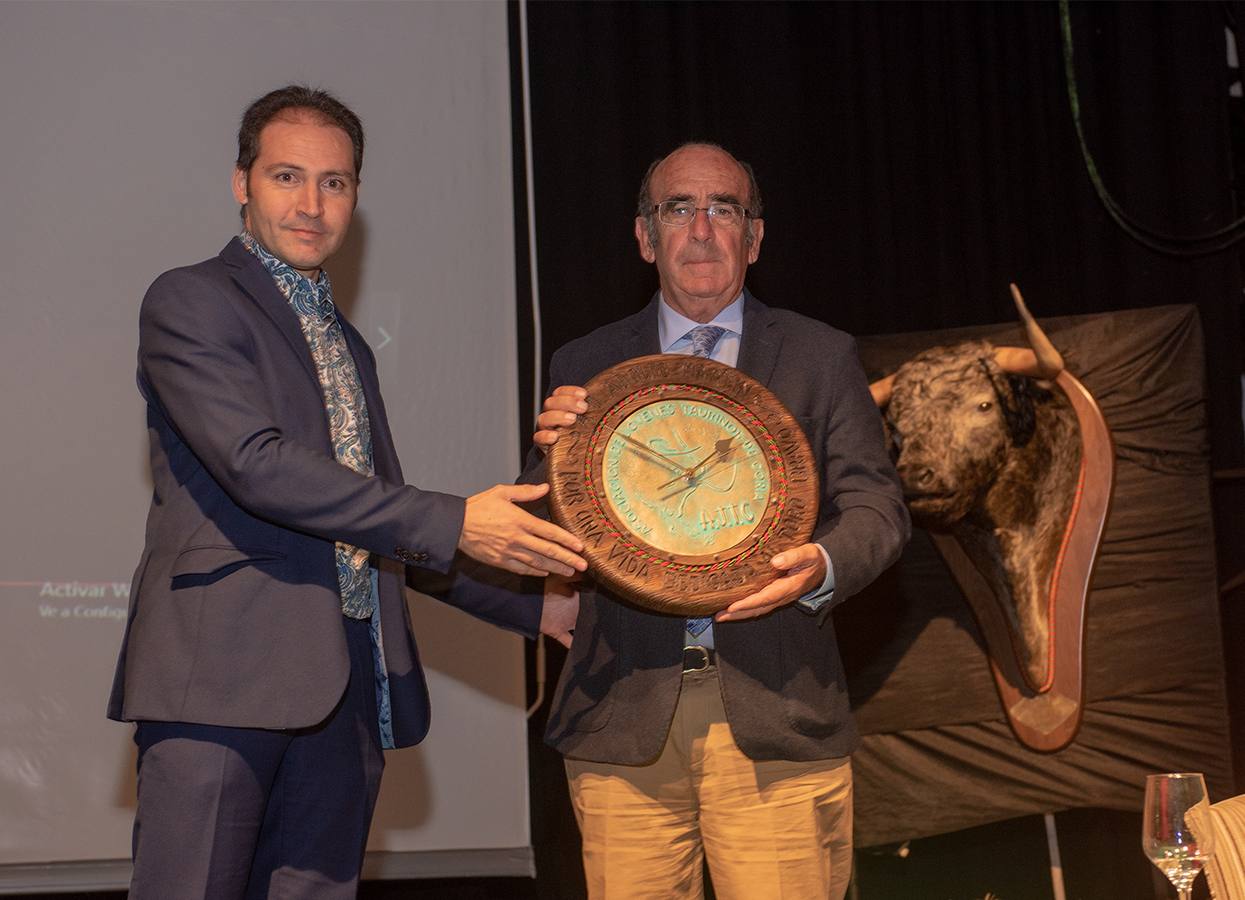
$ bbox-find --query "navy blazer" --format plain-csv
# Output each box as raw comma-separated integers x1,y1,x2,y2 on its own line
109,239,539,747
522,293,909,764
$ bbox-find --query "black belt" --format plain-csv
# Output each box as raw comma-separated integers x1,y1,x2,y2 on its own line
682,645,715,672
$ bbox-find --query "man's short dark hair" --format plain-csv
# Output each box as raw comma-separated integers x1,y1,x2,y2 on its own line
635,142,763,249
236,85,365,178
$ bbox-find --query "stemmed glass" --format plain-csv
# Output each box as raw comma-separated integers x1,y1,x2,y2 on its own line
1142,772,1216,900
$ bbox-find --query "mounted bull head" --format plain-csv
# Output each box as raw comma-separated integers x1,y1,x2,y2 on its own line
871,286,1082,694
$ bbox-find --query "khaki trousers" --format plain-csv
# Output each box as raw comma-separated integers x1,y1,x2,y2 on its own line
565,666,853,900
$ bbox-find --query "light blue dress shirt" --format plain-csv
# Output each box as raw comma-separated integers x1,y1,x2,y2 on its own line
658,295,836,648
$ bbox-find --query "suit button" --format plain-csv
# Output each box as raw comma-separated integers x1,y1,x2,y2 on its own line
395,547,428,564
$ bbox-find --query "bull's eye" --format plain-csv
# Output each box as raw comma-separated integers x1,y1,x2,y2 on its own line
977,401,993,412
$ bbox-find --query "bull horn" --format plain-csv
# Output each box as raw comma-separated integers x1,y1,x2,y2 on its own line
994,283,1064,379
870,373,895,407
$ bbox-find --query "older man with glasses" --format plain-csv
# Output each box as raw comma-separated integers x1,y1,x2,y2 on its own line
525,142,910,900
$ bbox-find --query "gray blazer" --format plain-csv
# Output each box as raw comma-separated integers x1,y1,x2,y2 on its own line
522,292,909,763
109,238,539,747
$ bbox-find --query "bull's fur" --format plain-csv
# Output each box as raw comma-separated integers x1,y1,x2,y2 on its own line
883,340,1081,690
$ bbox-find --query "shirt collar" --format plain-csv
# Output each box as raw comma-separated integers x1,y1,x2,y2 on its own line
238,231,335,321
657,292,745,353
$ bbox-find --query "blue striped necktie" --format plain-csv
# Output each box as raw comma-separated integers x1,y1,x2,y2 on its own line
683,325,726,638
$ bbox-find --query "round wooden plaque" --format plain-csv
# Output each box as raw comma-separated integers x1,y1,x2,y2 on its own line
547,354,819,615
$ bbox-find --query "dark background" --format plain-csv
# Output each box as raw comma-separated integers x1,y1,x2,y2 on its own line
513,0,1243,458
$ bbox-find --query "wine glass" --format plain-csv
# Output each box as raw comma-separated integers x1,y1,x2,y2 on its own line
1142,772,1216,900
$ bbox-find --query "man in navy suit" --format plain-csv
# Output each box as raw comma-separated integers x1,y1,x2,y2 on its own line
529,143,909,899
108,85,585,899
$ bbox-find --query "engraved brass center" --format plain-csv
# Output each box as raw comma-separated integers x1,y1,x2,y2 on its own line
600,399,772,557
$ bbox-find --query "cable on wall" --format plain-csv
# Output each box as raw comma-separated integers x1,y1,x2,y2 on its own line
518,0,550,719
1059,0,1245,255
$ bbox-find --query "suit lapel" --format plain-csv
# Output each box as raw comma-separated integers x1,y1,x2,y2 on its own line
629,295,663,358
221,239,321,390
736,290,783,386
221,239,402,479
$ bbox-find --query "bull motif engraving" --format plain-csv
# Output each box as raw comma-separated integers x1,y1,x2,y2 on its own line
870,286,1114,751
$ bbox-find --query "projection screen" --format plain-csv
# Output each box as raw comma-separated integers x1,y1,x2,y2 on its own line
0,1,532,891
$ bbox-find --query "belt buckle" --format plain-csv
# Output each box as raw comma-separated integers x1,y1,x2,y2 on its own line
683,645,711,673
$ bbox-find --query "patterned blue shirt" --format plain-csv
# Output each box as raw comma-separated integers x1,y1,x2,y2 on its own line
239,232,376,620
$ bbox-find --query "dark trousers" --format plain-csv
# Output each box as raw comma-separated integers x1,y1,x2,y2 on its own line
129,616,385,900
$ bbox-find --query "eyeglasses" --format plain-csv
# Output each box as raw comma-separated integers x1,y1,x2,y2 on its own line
652,200,752,227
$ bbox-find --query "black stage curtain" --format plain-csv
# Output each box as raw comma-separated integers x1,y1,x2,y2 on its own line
518,1,1241,466
514,0,1244,893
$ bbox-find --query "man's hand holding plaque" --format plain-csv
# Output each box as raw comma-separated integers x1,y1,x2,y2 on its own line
535,355,820,617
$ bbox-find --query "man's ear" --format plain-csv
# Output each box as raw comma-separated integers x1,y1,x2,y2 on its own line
747,218,765,263
634,217,656,263
231,167,249,206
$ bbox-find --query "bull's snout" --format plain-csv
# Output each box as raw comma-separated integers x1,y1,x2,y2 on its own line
894,448,976,528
